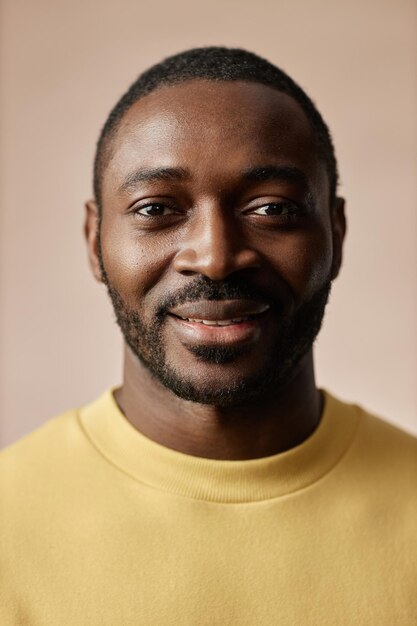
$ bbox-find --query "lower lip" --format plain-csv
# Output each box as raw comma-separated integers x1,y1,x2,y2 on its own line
168,315,265,347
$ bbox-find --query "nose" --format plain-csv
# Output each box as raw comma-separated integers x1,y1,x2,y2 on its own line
172,205,262,280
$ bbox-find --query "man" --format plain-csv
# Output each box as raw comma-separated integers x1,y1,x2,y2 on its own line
1,47,416,625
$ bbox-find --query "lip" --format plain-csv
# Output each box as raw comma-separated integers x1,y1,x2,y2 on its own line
168,299,270,322
167,307,270,348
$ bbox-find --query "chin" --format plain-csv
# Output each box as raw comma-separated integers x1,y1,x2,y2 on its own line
161,377,267,407
148,357,294,407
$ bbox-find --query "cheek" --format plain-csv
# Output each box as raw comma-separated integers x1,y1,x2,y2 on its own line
269,228,333,298
100,222,174,305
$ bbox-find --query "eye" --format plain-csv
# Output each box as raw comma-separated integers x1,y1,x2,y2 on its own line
134,203,177,217
251,201,302,216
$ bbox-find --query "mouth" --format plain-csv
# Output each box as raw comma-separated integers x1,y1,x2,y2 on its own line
167,300,271,347
172,312,267,326
168,299,270,321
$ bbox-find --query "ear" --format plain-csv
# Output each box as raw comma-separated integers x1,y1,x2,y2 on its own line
330,197,346,280
84,199,103,283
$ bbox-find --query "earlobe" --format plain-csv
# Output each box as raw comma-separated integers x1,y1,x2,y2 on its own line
331,197,347,280
84,199,103,283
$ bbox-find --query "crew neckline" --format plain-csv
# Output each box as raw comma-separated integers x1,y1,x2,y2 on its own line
78,389,360,503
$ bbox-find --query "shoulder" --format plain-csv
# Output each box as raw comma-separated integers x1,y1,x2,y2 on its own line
0,407,77,462
0,406,93,499
352,399,417,459
1,408,81,463
327,391,417,450
328,392,417,491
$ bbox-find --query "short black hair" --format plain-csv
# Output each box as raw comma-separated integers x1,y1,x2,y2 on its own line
93,47,338,209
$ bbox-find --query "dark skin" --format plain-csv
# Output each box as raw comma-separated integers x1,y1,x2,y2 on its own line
85,80,346,460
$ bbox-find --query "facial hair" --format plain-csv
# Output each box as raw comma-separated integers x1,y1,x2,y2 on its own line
98,242,331,407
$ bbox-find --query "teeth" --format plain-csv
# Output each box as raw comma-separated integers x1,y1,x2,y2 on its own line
178,306,270,326
182,317,250,325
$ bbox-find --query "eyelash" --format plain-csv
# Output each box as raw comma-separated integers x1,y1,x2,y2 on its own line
133,203,178,217
131,200,306,223
247,201,303,217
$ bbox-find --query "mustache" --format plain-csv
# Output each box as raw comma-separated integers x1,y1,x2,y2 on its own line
156,275,283,318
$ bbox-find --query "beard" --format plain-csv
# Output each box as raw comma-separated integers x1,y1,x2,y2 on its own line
98,246,331,407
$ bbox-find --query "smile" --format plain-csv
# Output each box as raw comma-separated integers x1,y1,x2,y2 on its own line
168,300,270,321
176,315,259,326
167,302,271,348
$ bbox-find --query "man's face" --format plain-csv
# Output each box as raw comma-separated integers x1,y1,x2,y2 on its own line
90,80,344,406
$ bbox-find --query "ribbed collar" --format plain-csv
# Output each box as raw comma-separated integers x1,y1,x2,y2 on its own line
78,389,360,503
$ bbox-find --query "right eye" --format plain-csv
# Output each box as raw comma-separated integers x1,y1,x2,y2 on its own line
134,203,177,217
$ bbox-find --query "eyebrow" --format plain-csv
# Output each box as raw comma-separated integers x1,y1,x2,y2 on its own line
241,165,309,187
118,167,190,194
242,165,315,208
117,164,311,196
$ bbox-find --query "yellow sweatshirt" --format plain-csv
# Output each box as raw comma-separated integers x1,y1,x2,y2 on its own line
1,390,416,625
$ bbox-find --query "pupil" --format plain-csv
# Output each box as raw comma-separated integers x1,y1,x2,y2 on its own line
267,204,282,214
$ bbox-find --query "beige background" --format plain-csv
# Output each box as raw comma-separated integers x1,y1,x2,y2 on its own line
1,0,416,447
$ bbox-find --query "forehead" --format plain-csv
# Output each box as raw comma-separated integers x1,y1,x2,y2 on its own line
103,80,326,197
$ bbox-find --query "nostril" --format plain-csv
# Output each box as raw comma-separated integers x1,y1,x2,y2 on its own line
174,250,263,282
178,269,198,277
172,218,263,280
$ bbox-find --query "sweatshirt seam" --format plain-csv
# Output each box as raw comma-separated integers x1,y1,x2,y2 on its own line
75,406,362,505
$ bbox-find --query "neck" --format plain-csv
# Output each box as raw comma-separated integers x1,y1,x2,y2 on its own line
115,347,322,460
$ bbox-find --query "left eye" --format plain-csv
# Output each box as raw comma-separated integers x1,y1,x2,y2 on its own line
251,202,301,216
135,204,176,217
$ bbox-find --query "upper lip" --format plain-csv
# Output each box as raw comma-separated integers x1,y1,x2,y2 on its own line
168,299,270,321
